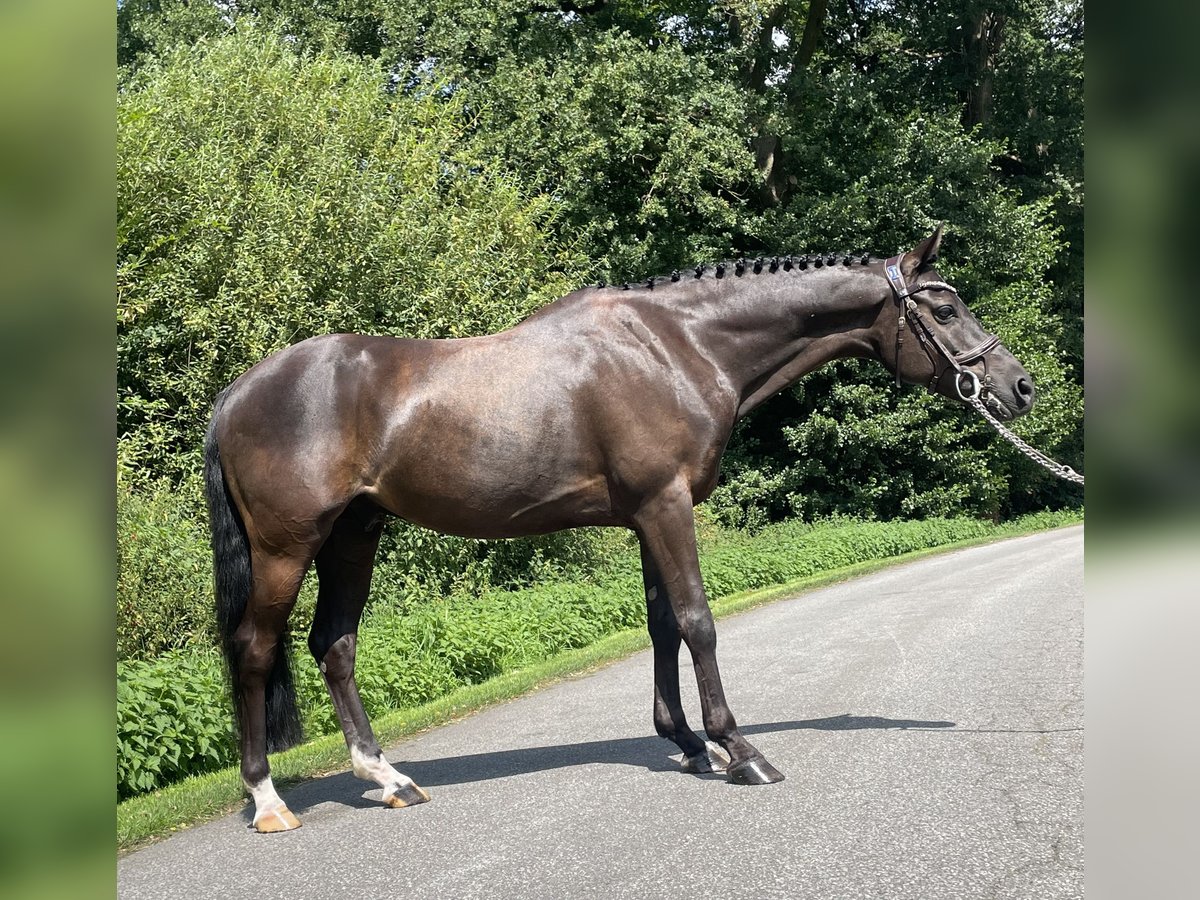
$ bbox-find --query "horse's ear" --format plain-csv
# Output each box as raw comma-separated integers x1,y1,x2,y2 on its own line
902,223,944,275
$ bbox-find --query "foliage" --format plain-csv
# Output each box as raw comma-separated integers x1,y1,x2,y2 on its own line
116,463,635,662
697,513,995,597
117,465,214,659
292,611,460,737
293,575,649,736
367,523,634,616
117,649,236,798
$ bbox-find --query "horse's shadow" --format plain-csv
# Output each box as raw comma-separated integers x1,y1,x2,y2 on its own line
267,713,955,819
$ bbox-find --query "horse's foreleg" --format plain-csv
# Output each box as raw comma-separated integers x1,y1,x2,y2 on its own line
309,513,430,810
634,481,784,786
639,538,724,774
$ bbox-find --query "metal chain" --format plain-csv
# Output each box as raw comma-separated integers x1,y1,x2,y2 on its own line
968,397,1084,486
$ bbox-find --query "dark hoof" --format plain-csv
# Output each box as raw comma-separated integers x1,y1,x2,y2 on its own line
727,757,785,785
682,751,714,774
383,781,431,808
681,742,729,774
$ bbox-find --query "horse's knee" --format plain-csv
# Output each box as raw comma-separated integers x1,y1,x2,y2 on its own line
304,628,348,672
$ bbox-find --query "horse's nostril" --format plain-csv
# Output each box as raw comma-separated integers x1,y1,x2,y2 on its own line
1014,377,1034,407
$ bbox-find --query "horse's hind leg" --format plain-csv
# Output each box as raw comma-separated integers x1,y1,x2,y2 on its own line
234,550,310,833
308,503,430,810
640,538,725,774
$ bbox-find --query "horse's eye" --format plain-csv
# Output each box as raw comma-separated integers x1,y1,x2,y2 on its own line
935,305,955,321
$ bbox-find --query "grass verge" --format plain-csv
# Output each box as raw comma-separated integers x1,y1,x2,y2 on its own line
118,514,1081,852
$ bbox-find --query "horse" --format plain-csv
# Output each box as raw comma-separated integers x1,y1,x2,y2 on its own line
204,225,1035,832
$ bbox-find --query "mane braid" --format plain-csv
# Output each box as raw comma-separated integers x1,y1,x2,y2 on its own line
585,252,880,291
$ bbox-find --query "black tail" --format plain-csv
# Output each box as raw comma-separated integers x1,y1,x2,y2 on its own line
204,397,303,753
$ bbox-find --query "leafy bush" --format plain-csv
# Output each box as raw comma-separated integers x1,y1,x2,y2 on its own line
117,466,214,659
294,611,460,737
116,469,633,661
697,516,994,598
366,524,634,617
117,650,236,798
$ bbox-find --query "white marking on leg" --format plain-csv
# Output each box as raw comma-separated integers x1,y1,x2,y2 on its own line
246,775,286,812
350,744,416,793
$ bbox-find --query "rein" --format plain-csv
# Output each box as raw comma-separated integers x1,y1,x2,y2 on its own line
883,254,1084,487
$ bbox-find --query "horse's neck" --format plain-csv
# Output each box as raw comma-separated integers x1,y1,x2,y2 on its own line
691,268,886,419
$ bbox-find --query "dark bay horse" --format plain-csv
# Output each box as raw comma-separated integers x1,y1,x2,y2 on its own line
204,226,1035,831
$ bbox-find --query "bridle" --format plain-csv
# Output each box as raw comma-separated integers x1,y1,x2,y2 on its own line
882,253,1084,486
883,254,1001,402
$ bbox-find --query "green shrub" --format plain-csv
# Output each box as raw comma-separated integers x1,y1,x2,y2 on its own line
117,467,214,660
118,27,587,484
698,516,999,600
295,611,460,737
116,462,633,661
117,650,235,798
365,525,633,617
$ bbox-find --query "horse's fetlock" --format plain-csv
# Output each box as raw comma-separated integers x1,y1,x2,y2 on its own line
242,759,270,788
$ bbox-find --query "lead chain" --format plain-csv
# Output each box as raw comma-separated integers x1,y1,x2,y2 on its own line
968,397,1085,486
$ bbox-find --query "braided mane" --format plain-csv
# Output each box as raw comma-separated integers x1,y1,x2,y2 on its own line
592,253,880,290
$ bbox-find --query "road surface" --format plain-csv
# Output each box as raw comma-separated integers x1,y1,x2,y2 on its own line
119,526,1083,899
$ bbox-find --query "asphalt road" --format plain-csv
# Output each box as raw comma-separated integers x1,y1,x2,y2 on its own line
119,526,1083,899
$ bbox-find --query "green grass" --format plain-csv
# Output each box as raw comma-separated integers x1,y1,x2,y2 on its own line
117,513,1080,852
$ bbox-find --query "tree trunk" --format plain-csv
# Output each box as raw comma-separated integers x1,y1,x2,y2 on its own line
797,0,828,70
963,9,1005,128
753,132,790,206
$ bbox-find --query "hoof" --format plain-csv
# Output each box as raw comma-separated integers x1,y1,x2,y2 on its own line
681,744,729,774
383,782,431,808
727,757,785,786
253,807,301,833
681,751,714,774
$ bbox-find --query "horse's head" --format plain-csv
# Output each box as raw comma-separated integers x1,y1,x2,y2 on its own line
882,225,1034,421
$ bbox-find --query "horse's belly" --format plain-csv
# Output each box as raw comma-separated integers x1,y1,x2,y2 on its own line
370,470,615,538
369,419,615,538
